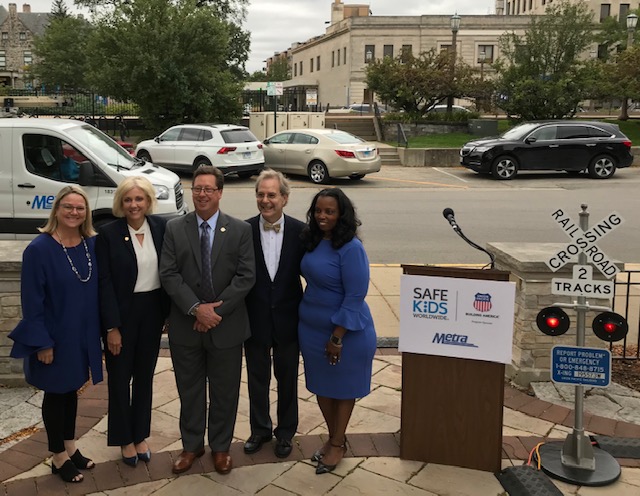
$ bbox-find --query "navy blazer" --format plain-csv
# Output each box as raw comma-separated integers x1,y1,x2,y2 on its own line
96,215,169,331
245,214,306,346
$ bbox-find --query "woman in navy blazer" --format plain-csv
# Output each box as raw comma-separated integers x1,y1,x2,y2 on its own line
96,176,169,467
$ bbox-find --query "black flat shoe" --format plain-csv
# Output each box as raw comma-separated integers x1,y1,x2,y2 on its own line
69,449,95,470
52,459,83,483
243,434,272,454
274,438,293,458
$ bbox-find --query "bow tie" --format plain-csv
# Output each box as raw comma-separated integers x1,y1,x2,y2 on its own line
263,222,281,233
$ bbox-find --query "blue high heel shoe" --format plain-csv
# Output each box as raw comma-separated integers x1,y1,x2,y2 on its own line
137,449,151,463
121,448,138,467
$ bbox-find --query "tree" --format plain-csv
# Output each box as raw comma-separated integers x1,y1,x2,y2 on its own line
246,70,267,82
31,15,93,91
84,0,249,129
493,1,595,120
266,56,290,81
51,0,70,19
365,49,477,119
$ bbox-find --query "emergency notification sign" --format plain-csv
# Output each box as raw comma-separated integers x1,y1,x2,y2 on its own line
552,345,611,388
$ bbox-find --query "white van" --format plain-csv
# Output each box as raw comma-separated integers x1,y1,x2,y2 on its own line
0,119,188,239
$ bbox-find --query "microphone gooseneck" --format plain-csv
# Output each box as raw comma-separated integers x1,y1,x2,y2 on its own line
442,207,495,269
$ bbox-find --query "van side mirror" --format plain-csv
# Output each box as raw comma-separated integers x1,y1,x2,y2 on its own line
154,136,161,143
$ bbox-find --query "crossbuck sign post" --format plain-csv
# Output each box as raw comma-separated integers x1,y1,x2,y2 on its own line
537,205,623,486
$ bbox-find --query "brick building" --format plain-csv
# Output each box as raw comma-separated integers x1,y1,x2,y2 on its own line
0,3,48,89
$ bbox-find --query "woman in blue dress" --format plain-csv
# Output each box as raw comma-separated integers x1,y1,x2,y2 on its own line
298,188,377,475
9,185,103,484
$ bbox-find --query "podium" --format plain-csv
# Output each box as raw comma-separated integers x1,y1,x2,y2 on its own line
400,265,511,473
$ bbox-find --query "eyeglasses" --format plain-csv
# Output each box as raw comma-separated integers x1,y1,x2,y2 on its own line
59,204,86,213
192,186,219,195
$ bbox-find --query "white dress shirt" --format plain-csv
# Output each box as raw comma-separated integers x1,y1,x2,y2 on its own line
259,215,284,281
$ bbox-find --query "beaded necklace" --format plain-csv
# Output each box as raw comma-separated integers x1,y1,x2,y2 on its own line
55,230,93,283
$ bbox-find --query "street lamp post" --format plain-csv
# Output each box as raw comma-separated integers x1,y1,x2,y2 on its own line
619,13,638,120
478,50,486,112
446,13,461,115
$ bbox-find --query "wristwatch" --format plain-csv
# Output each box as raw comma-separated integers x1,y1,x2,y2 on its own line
189,303,201,316
329,334,342,346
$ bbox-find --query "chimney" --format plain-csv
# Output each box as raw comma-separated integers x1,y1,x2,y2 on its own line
9,3,17,16
22,4,31,13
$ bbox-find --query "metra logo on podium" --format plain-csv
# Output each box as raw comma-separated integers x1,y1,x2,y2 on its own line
432,333,478,348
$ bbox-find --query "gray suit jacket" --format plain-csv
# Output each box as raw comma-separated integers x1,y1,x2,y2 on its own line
160,211,256,349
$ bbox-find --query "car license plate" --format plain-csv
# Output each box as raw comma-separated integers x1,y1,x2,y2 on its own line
362,150,371,157
243,152,252,159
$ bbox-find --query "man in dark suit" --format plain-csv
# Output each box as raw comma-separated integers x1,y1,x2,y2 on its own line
160,165,255,475
243,169,306,458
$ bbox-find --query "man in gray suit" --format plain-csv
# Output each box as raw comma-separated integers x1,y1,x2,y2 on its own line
160,165,255,475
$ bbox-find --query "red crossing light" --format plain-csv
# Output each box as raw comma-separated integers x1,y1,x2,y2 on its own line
536,307,570,336
592,312,628,342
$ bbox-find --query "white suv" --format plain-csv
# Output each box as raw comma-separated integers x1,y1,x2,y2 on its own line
135,124,264,177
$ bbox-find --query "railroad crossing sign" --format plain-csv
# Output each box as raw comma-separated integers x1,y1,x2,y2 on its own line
545,209,624,278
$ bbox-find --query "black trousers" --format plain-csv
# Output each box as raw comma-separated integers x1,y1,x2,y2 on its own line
42,391,78,453
104,290,163,446
244,336,299,442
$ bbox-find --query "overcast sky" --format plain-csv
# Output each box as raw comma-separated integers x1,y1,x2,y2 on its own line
24,0,497,72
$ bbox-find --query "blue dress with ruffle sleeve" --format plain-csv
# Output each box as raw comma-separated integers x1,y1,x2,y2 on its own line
9,234,103,393
298,237,377,399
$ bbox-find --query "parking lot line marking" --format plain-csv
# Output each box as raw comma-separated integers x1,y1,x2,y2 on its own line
368,176,468,188
433,167,469,183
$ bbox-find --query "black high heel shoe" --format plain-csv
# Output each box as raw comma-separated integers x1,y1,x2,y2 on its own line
315,440,347,475
69,449,95,470
137,449,151,463
52,459,83,483
121,447,138,467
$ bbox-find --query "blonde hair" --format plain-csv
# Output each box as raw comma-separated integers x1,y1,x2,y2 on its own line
255,168,290,197
39,185,96,237
112,176,157,218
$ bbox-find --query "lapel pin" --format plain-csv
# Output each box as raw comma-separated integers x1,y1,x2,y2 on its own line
124,236,130,241
220,227,226,232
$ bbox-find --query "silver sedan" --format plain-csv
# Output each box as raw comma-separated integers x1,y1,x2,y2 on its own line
262,129,381,184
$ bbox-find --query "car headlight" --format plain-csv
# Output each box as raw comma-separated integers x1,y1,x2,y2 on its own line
474,145,493,153
153,184,170,200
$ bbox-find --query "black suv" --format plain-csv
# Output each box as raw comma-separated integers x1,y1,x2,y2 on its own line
460,121,633,180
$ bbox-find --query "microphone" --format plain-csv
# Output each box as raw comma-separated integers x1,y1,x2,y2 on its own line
441,207,495,269
442,208,459,231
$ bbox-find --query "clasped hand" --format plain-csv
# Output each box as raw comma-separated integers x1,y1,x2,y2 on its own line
193,300,223,332
325,340,342,366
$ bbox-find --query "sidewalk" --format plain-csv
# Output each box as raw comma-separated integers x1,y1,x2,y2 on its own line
1,266,640,495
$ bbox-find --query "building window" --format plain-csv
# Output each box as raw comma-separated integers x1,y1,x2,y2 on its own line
299,61,303,76
24,51,32,66
619,4,630,23
0,51,5,68
600,4,611,22
440,44,451,53
597,44,608,59
19,32,26,40
478,45,495,63
1,32,7,40
364,44,375,63
383,44,394,58
294,63,297,77
317,55,320,71
401,45,412,62
310,58,314,73
332,51,335,67
528,0,533,10
337,52,340,66
343,47,347,65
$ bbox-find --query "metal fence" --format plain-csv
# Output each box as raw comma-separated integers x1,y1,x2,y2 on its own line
241,86,322,113
3,89,139,118
610,269,640,360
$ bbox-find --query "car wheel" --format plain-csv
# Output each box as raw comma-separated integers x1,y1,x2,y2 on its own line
349,174,365,180
137,150,151,162
308,161,330,184
491,156,518,180
588,155,617,179
193,157,211,172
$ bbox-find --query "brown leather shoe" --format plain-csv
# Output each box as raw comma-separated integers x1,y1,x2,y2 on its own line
212,451,232,474
172,449,205,474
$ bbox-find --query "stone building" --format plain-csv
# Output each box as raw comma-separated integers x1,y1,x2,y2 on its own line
504,0,636,20
0,3,48,89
